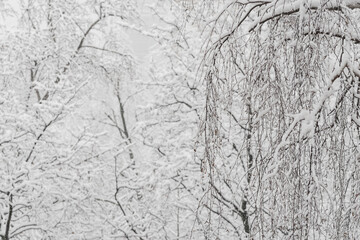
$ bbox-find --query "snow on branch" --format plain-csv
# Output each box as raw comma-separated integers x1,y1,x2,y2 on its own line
248,0,360,32
264,59,349,181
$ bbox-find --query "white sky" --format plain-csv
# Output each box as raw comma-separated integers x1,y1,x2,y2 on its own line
128,1,157,63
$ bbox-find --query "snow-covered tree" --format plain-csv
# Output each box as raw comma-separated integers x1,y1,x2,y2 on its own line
0,0,142,239
201,0,360,238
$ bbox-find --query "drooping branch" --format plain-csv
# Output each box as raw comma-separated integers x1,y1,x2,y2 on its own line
265,59,349,180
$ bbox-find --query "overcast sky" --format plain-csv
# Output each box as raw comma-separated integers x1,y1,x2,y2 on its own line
128,1,157,64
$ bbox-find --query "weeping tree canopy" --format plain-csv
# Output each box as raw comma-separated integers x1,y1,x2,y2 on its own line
199,0,360,238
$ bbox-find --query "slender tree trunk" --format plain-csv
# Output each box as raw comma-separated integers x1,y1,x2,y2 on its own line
242,95,253,235
4,193,13,240
117,94,134,160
